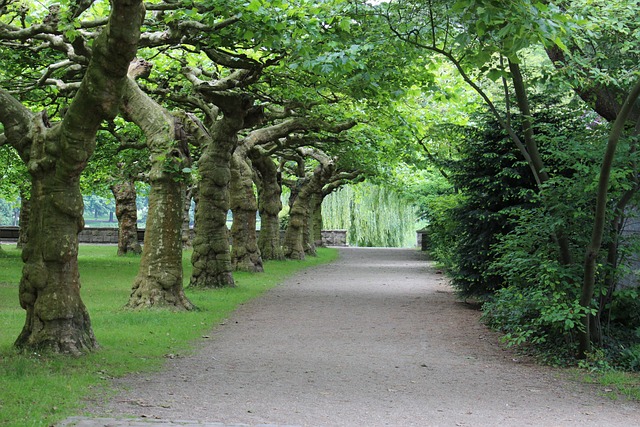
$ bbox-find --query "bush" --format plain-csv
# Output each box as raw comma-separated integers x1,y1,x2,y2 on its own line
482,281,591,351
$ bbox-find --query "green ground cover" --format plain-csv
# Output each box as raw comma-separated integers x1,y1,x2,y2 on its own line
0,244,338,427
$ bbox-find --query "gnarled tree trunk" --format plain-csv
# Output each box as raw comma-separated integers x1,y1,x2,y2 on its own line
3,0,144,354
121,69,194,310
283,179,307,260
311,193,324,248
252,153,284,260
230,151,263,272
111,181,141,256
190,118,242,288
189,84,263,288
17,190,30,249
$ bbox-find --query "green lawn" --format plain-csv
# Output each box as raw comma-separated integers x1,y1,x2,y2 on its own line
0,244,338,427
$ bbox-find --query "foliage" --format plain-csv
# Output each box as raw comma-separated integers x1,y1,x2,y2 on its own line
0,244,338,427
322,182,417,247
441,113,537,298
481,94,640,361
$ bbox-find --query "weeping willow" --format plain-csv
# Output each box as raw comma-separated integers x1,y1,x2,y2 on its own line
322,182,417,247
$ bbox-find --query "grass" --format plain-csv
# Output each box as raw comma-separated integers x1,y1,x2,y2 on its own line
571,369,640,401
0,244,338,427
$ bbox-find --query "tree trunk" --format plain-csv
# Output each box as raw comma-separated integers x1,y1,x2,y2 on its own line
4,0,144,354
311,193,324,248
283,179,307,260
17,190,30,249
579,78,640,358
15,172,97,354
230,152,263,272
128,174,193,310
190,118,244,288
121,74,194,310
111,181,142,256
252,153,284,260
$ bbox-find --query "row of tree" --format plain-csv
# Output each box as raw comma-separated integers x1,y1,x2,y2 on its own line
0,0,417,355
2,0,639,365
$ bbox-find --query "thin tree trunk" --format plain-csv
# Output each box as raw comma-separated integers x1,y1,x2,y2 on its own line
579,78,640,357
509,61,574,266
598,122,640,340
111,181,142,256
230,152,263,272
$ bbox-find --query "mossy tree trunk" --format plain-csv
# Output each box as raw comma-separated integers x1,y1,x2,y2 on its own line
230,150,263,272
283,178,306,260
190,112,249,288
283,150,336,259
17,190,30,249
121,69,194,310
111,181,142,256
311,193,324,248
251,152,284,260
0,0,144,354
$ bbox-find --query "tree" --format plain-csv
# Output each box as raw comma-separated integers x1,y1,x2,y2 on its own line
120,59,194,310
374,0,640,357
250,151,285,260
0,0,144,354
186,67,265,288
111,180,142,255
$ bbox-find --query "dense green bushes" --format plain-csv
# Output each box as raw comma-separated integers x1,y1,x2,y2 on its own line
424,96,640,367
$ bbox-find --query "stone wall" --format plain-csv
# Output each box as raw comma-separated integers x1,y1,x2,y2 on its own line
1,227,348,247
321,229,348,246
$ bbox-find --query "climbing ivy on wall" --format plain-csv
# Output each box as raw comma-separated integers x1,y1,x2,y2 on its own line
322,182,417,247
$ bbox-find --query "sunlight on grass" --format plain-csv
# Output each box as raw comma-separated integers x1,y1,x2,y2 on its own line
0,244,338,427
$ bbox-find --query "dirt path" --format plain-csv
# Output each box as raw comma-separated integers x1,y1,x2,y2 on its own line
78,248,639,426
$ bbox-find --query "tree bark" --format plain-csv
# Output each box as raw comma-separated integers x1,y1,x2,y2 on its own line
3,0,144,354
121,72,194,310
129,171,192,309
284,163,332,259
283,178,307,260
111,181,142,256
251,152,284,260
311,193,324,248
190,114,247,288
230,151,263,272
17,190,30,249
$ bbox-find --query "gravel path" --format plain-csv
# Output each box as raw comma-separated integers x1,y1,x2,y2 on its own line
66,247,640,426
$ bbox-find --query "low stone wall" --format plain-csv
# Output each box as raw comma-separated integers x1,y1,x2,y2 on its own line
1,226,348,247
321,229,348,246
78,228,119,244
